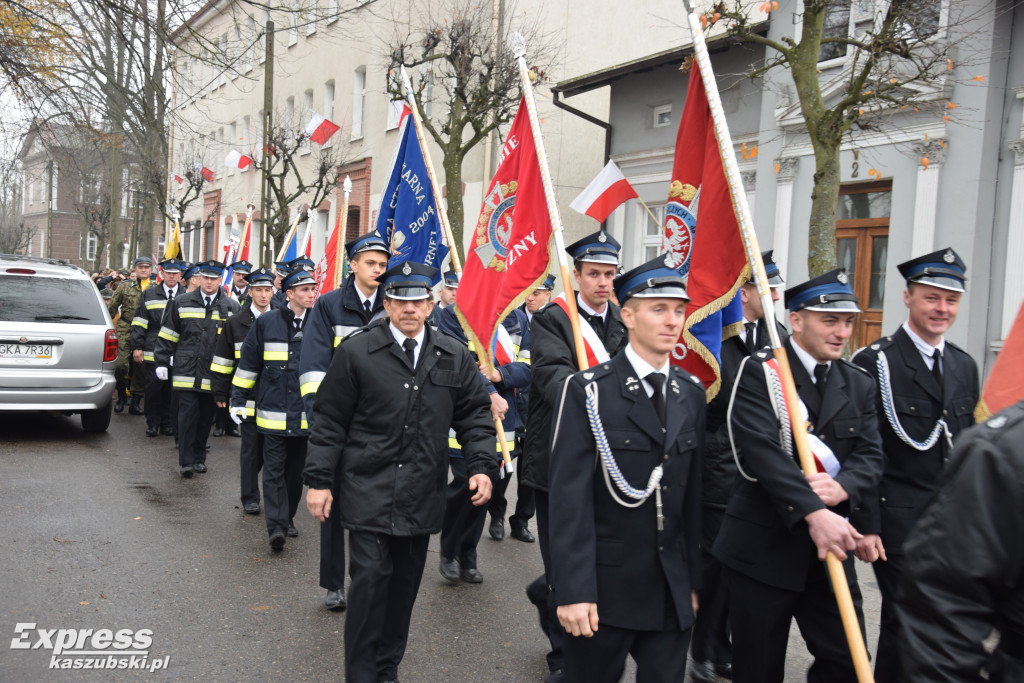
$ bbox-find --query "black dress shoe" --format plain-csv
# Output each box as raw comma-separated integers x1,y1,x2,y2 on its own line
439,556,460,582
459,567,483,583
226,426,241,437
287,523,298,537
243,502,260,515
193,463,208,474
114,398,126,413
544,670,565,683
212,426,225,437
128,399,144,415
324,589,346,611
489,516,505,540
269,531,286,551
690,659,715,683
715,662,733,679
510,526,535,543
180,465,194,478
160,426,175,436
145,425,159,437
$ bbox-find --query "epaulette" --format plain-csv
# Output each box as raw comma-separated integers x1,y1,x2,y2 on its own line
750,349,772,363
574,362,614,384
943,339,972,359
670,364,705,389
838,357,872,378
979,402,1024,438
852,335,896,360
338,327,369,345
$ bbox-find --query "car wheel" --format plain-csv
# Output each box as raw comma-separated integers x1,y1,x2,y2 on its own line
81,401,113,433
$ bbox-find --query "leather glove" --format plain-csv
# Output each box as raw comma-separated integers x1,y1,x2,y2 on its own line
229,406,247,425
155,366,168,381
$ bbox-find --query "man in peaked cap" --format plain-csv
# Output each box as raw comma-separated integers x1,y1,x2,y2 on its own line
713,268,885,683
437,270,459,309
851,247,978,682
692,250,789,683
548,253,705,682
299,231,391,612
522,230,628,682
303,259,497,682
229,260,253,304
109,256,154,415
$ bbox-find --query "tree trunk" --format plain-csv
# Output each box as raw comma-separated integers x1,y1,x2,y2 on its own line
442,149,464,263
807,132,841,277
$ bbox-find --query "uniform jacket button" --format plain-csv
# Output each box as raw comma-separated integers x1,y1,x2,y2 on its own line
786,505,794,512
624,439,631,446
663,454,670,462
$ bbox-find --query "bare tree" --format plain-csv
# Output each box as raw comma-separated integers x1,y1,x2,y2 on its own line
0,155,32,253
385,0,556,257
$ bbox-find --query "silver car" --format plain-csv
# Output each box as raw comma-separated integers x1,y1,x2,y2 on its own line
0,255,117,432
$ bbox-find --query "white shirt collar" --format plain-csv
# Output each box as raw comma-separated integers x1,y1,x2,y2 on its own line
576,292,607,320
251,305,266,319
740,317,758,342
164,284,177,297
790,337,830,383
624,343,669,397
389,322,426,363
356,285,377,308
902,321,945,361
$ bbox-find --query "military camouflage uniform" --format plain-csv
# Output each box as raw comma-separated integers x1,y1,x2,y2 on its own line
108,278,150,401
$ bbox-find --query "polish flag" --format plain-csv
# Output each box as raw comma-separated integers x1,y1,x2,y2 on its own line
391,99,413,128
170,172,183,184
193,162,214,182
303,112,341,145
569,160,639,223
224,149,253,169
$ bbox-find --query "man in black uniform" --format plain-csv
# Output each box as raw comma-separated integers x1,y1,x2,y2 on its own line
232,266,316,550
154,260,240,477
851,247,978,682
713,268,885,683
898,400,1024,683
691,250,787,683
303,261,497,683
130,258,184,437
437,269,459,309
522,230,628,682
549,254,705,683
211,267,277,515
299,232,390,611
228,260,253,304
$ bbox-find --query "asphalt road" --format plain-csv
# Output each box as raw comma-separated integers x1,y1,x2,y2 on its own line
0,408,881,681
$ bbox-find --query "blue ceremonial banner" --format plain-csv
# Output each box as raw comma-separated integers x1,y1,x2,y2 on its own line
373,116,449,282
683,291,744,387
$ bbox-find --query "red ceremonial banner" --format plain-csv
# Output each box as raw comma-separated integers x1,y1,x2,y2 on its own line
456,98,553,368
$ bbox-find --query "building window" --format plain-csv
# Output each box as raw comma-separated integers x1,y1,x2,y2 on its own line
836,180,892,348
301,89,314,154
352,67,366,139
86,232,98,262
50,165,58,204
636,202,666,267
305,0,316,36
326,0,339,24
284,96,295,144
653,104,672,128
288,0,299,46
219,33,228,86
157,236,165,256
386,98,404,131
818,0,852,63
231,26,241,79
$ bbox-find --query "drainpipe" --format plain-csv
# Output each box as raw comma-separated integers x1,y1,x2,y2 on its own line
551,90,612,164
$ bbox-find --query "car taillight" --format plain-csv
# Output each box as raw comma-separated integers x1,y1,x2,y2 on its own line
104,329,118,362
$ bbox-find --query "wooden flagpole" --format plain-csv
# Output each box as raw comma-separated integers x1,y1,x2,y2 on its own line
511,32,589,372
399,66,463,273
275,210,304,262
680,2,873,681
333,175,352,289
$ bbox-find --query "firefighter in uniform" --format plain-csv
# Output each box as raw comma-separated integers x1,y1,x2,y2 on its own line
713,269,885,683
549,254,705,683
898,400,1024,683
299,232,390,611
211,267,277,515
229,260,253,304
109,256,153,414
231,265,316,550
130,258,184,437
437,270,459,309
270,258,313,310
522,231,628,681
154,260,240,477
851,247,978,682
303,261,497,683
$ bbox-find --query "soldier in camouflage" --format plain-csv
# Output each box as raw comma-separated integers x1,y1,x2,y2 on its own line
108,256,154,414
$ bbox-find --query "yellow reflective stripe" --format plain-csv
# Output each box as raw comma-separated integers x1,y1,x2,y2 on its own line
234,342,244,359
301,419,308,430
232,369,258,388
179,309,205,319
131,318,149,328
145,300,167,310
263,342,288,361
332,324,360,347
256,416,286,430
467,340,476,353
158,327,179,342
448,437,462,450
172,377,194,388
201,378,211,389
211,355,235,368
210,362,234,374
299,371,326,397
449,432,516,452
142,352,155,362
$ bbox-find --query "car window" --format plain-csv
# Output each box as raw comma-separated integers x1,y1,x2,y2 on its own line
0,274,108,324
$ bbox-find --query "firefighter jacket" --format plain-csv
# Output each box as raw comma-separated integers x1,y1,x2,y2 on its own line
154,289,240,393
129,283,182,362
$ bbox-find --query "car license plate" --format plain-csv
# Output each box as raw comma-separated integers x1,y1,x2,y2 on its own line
0,343,52,359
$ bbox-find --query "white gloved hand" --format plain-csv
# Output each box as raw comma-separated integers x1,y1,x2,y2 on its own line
229,406,247,425
155,366,168,381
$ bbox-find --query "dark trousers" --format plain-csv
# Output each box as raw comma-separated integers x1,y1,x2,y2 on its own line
440,456,488,568
214,405,229,430
872,552,905,683
727,564,861,683
319,470,347,592
563,622,691,683
176,391,213,467
534,488,565,673
691,505,732,666
239,420,263,505
487,443,536,530
143,362,173,428
345,531,429,683
262,434,306,537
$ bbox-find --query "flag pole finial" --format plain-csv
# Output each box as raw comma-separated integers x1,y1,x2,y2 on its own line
343,175,352,195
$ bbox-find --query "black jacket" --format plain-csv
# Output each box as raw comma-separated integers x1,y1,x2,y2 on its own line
549,352,705,631
303,322,498,535
210,302,258,406
154,289,239,393
898,401,1024,682
712,340,885,592
129,284,182,361
521,294,627,492
851,326,979,552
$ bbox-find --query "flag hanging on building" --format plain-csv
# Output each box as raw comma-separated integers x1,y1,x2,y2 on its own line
667,63,750,400
193,162,214,182
456,98,553,369
170,172,183,185
303,112,341,146
976,300,1024,420
224,149,253,170
569,159,639,223
372,113,449,280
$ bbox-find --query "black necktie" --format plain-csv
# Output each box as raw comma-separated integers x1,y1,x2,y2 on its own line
646,372,666,427
814,363,829,398
204,296,212,310
932,349,943,389
744,321,758,353
403,338,417,370
363,299,372,315
167,288,174,301
588,313,605,340
293,317,302,331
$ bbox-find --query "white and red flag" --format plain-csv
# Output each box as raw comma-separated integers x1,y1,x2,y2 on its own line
303,112,340,145
224,149,253,170
569,159,638,223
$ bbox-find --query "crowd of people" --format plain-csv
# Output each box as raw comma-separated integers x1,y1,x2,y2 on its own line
99,233,1021,683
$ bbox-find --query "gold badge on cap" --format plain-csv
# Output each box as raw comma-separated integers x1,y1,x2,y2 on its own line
402,262,412,276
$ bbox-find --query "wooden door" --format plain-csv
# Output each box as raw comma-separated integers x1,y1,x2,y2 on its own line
835,181,891,351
